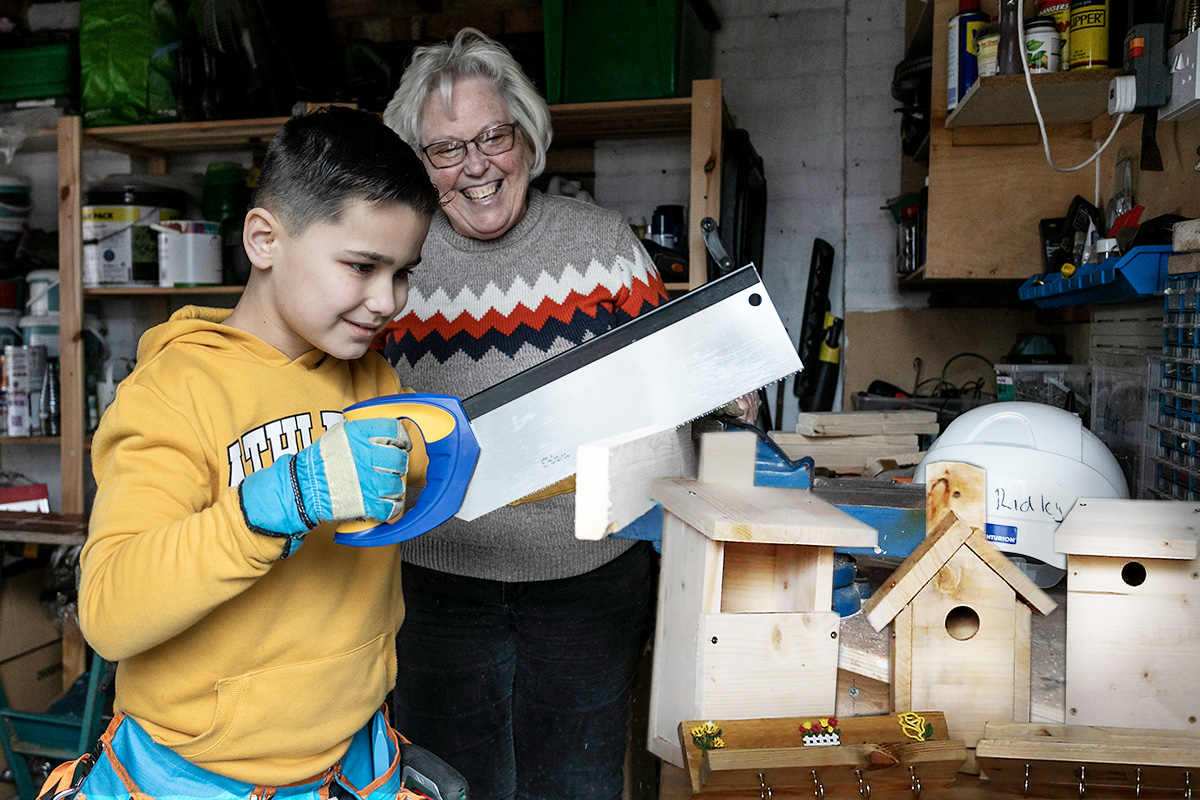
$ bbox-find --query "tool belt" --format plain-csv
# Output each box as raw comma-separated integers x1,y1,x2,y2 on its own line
36,708,428,800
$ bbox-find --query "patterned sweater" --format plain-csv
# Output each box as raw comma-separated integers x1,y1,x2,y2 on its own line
377,189,668,581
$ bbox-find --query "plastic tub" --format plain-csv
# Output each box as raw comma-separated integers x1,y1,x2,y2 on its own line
24,269,58,314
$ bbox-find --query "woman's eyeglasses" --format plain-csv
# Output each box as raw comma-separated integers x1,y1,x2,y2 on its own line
421,123,518,169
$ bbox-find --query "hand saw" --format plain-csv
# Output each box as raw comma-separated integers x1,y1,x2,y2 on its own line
337,265,800,546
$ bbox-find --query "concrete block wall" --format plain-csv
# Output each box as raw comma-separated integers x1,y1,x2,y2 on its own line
594,0,917,430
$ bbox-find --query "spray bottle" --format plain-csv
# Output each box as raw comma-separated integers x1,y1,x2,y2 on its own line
948,0,990,111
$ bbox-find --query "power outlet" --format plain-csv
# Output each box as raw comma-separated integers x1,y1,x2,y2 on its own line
1161,28,1200,121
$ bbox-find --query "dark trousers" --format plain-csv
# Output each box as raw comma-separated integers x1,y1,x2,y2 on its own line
392,542,656,800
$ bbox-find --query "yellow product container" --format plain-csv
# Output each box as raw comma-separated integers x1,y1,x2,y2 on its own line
1068,0,1108,69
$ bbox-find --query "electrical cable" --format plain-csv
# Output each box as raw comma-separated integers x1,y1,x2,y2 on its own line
1017,0,1126,172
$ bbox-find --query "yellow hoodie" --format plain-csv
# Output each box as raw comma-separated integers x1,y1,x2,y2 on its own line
81,306,427,785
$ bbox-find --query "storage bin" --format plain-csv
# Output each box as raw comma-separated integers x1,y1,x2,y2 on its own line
0,43,73,103
542,0,718,103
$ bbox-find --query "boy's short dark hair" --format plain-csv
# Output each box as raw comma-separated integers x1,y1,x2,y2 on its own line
253,106,440,235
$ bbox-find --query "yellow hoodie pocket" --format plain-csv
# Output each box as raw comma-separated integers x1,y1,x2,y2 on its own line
174,633,395,762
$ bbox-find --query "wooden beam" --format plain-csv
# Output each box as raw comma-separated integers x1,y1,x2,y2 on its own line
795,410,939,436
574,425,695,540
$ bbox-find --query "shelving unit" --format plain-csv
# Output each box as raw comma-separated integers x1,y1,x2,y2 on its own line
52,79,731,516
945,69,1122,129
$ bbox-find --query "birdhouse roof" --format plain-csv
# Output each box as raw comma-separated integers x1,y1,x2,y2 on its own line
1054,498,1200,559
862,511,1058,631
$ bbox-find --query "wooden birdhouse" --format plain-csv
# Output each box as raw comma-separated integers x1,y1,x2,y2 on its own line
1055,497,1200,730
645,432,878,767
862,462,1058,769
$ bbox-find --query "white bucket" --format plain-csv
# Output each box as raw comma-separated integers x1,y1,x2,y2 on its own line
24,269,58,314
155,221,222,287
19,312,59,358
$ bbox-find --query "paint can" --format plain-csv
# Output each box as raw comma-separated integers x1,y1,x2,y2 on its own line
155,220,223,287
1025,16,1061,73
976,23,1001,78
948,2,990,111
1038,0,1071,63
83,181,187,286
1069,0,1109,70
4,344,45,436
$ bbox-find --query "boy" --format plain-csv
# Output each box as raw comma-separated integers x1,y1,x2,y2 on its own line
56,107,442,799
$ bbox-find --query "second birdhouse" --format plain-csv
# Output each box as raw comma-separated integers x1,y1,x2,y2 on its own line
862,462,1058,769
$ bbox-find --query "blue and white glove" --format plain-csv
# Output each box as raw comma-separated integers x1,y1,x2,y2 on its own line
240,418,411,557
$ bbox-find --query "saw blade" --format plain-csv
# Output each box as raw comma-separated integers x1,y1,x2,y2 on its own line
457,265,801,521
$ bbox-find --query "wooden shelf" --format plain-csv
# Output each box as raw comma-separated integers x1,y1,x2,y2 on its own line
84,285,244,297
0,436,60,446
78,95,699,156
945,69,1123,128
82,117,290,155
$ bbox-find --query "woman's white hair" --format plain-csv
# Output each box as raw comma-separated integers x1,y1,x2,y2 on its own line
384,28,553,178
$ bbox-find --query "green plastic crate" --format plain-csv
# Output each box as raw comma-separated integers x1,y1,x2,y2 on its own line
543,0,717,104
0,43,73,103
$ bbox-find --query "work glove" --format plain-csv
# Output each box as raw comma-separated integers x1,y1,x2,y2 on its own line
239,418,412,557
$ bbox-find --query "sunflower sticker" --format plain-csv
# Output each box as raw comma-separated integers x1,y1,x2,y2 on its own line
690,721,725,751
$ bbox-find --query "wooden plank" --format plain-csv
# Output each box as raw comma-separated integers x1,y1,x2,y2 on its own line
698,611,840,721
57,116,86,516
795,410,939,436
701,740,967,793
892,603,913,713
835,667,890,718
1012,603,1032,725
977,722,1200,797
772,432,920,449
647,479,879,548
688,78,722,291
678,712,961,797
862,512,973,631
1064,554,1200,731
697,431,756,486
1054,498,1200,560
924,461,987,532
648,512,724,767
574,425,696,540
965,529,1058,616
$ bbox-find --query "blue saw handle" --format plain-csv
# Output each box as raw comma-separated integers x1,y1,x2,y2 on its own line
334,393,480,547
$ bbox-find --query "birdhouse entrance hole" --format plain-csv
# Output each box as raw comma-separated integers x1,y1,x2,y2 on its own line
1121,561,1147,587
945,605,980,640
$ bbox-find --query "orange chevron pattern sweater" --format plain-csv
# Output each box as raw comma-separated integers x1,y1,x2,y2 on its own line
377,189,668,580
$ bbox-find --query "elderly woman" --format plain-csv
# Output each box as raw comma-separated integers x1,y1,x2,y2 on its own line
378,28,669,800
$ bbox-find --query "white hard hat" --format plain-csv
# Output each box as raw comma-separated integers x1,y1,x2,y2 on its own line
915,402,1128,587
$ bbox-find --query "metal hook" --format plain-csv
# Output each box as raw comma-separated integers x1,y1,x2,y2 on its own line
1024,764,1031,796
1185,769,1193,799
811,769,824,800
909,765,922,797
1136,767,1141,798
856,768,871,799
758,772,772,800
1079,764,1086,798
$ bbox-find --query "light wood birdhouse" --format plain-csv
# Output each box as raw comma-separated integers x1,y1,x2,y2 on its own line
862,462,1058,770
1055,497,1200,730
645,432,878,768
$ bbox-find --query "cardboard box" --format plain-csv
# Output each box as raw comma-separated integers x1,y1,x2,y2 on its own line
0,568,60,663
0,638,65,797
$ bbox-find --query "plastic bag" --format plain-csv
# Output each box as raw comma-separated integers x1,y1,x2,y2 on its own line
79,0,182,126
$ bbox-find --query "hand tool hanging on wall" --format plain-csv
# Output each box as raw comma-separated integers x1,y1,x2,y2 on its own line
794,239,835,413
802,312,843,412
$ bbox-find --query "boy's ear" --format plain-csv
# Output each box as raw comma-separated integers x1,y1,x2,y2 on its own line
243,207,282,270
